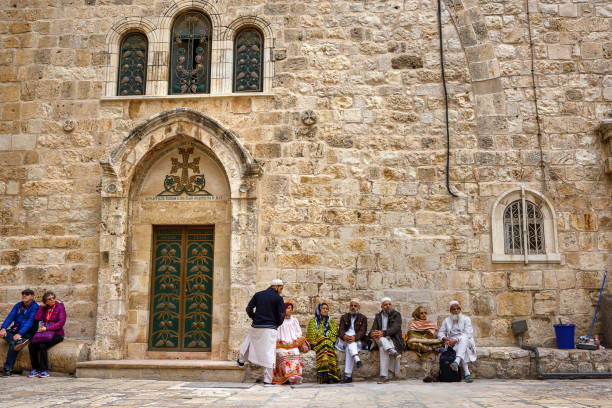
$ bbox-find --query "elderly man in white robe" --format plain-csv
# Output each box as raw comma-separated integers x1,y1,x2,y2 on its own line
237,279,286,386
438,300,476,383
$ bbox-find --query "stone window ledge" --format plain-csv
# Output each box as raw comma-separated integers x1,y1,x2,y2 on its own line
492,253,561,264
100,93,274,102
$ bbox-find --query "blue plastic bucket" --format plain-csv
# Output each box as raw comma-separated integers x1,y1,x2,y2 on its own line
553,324,575,349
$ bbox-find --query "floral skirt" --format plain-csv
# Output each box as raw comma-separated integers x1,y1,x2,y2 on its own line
273,346,303,384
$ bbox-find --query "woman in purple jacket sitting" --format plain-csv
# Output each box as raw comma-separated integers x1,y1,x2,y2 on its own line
27,291,66,378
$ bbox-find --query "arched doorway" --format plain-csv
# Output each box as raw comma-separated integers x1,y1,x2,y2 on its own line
127,139,231,355
93,109,262,361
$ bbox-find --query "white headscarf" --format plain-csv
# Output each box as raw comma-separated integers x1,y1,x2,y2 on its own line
381,297,392,304
449,300,460,309
271,279,283,286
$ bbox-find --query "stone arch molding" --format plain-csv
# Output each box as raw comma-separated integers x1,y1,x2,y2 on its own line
92,109,261,360
102,108,262,198
103,17,158,96
438,0,509,138
222,16,274,42
103,0,275,95
490,186,560,264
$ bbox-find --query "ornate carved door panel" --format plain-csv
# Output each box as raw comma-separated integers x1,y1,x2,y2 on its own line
149,226,214,351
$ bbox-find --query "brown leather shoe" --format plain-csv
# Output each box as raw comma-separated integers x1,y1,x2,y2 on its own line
13,338,29,352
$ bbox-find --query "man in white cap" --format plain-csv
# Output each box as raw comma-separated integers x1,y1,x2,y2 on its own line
335,299,368,383
438,300,476,383
237,279,285,386
369,297,404,383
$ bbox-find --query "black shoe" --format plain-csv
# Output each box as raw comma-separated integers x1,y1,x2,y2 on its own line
341,376,352,383
13,338,29,352
2,369,10,377
355,360,362,369
236,358,244,367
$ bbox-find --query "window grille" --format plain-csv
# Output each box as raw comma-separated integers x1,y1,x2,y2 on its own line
503,200,545,255
233,28,263,92
170,12,212,94
118,33,147,96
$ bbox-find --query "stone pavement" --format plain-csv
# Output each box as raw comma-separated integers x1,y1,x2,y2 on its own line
0,376,611,407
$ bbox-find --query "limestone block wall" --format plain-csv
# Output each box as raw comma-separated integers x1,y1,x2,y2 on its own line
0,0,610,356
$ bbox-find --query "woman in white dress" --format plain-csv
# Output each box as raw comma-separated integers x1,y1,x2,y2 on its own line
272,302,308,384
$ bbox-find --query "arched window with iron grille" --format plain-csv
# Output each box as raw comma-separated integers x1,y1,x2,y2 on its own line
117,32,148,96
503,200,545,255
233,27,264,92
170,11,212,94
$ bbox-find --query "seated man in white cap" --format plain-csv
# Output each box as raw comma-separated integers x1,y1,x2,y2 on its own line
335,299,368,383
438,300,476,383
369,297,404,383
237,279,285,386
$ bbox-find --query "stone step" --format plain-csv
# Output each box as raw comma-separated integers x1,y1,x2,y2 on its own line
76,359,245,382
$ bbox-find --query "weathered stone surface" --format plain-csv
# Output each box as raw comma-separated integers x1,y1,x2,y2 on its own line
0,0,610,364
0,341,89,374
391,55,423,69
496,292,533,316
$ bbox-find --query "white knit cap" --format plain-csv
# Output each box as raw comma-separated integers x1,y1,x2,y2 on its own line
449,300,460,309
271,279,284,286
380,297,392,304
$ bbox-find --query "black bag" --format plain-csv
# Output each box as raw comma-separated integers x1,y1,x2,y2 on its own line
438,347,461,382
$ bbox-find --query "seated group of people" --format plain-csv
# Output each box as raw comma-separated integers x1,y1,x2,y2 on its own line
238,280,477,385
1,289,66,378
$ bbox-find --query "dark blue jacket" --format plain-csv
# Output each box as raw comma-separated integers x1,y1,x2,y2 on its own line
246,287,285,329
2,301,39,335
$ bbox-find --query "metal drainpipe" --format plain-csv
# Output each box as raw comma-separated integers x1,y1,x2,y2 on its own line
517,334,612,379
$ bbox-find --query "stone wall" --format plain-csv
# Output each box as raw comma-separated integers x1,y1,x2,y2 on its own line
0,0,610,357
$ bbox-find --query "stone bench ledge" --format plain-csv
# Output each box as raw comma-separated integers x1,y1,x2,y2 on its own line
0,340,90,374
244,346,612,381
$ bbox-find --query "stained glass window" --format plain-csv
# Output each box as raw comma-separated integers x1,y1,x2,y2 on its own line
117,33,147,96
170,11,212,94
233,28,263,92
504,200,545,255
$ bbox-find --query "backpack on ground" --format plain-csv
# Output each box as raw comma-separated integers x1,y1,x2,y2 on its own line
438,347,461,382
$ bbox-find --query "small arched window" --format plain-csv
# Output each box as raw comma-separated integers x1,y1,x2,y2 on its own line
117,32,148,96
233,27,264,92
170,11,212,94
503,200,545,255
491,187,559,264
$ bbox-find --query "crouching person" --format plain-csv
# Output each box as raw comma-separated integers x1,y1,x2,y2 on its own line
0,288,39,377
27,292,66,378
438,300,476,383
369,297,403,384
335,299,367,383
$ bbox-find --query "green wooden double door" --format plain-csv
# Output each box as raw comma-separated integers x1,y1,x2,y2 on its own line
149,226,214,351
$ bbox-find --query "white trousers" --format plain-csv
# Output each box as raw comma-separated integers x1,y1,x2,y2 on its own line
376,337,400,377
454,356,470,376
452,336,474,376
263,367,274,383
343,341,362,375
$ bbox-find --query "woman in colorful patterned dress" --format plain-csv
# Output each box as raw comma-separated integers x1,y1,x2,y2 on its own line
273,302,308,384
306,302,341,384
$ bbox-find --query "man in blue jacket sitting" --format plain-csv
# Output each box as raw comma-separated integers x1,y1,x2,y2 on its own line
0,288,39,377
